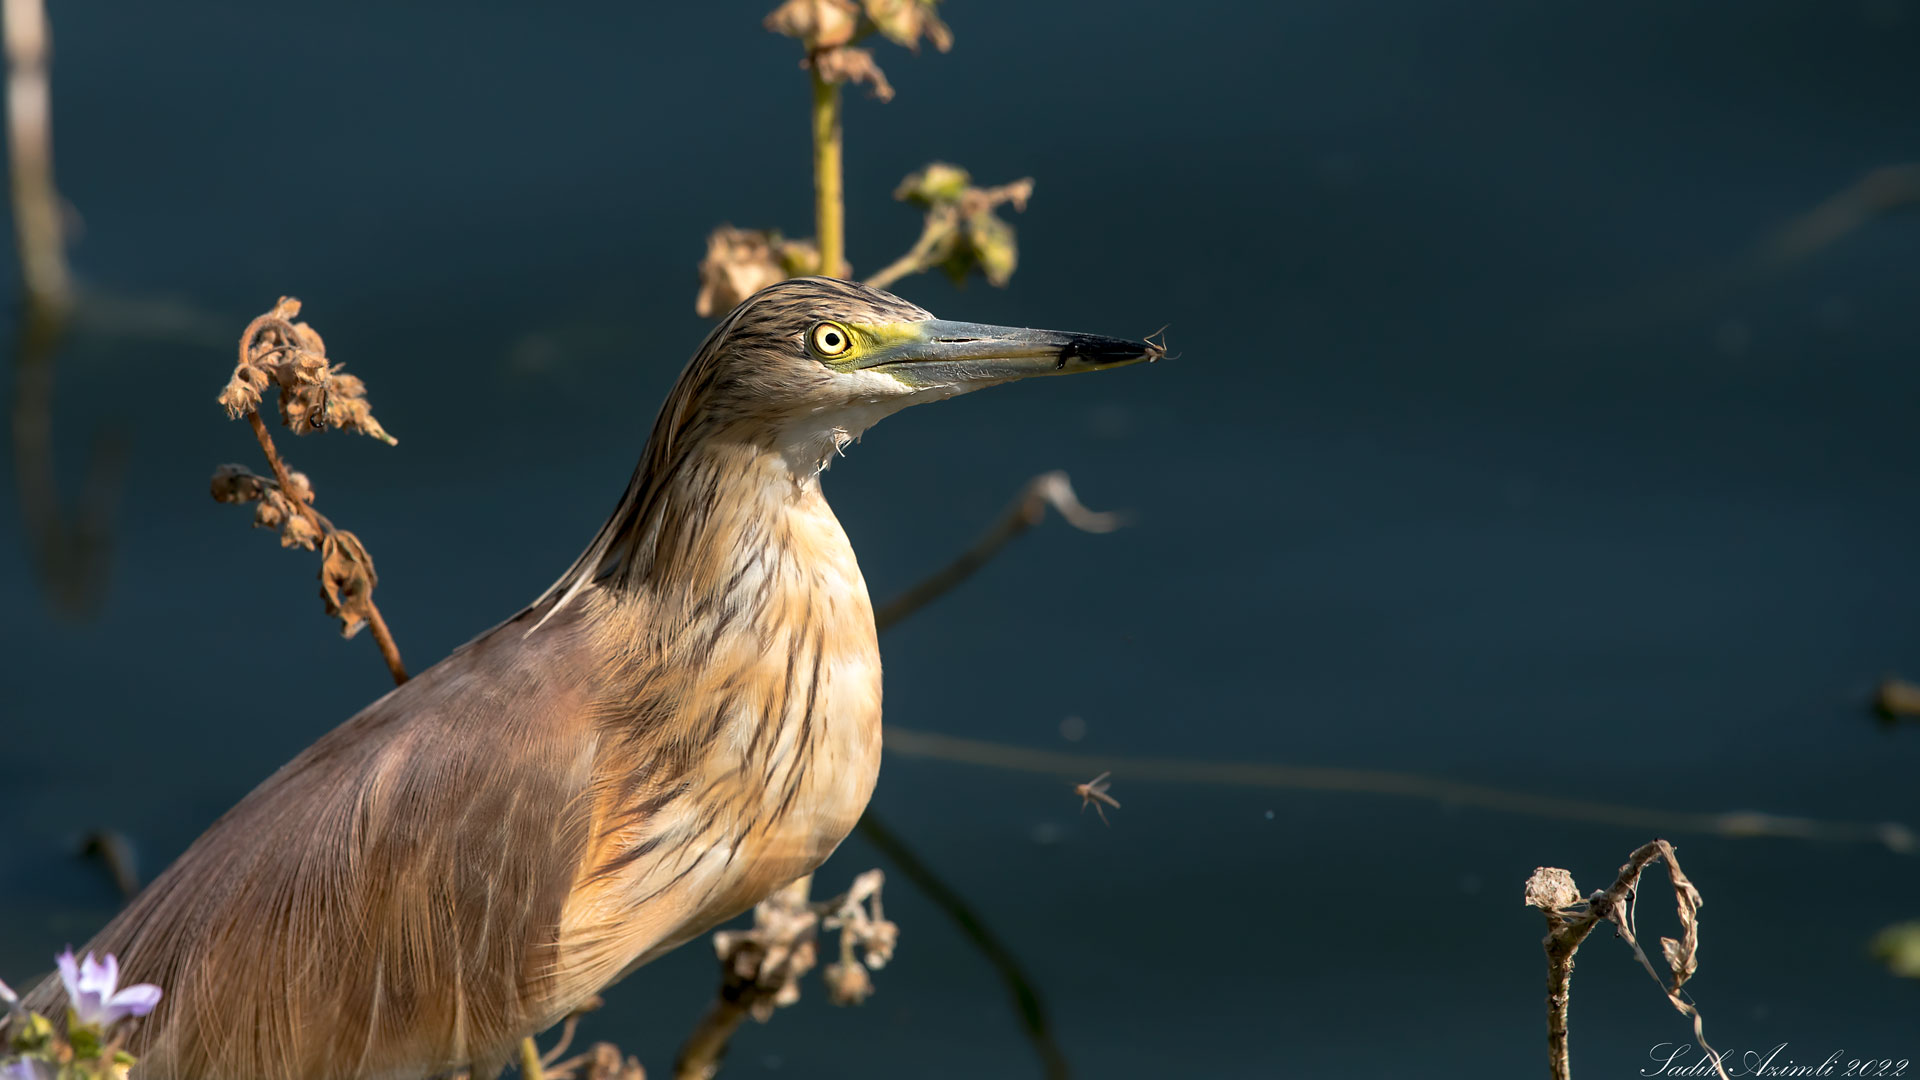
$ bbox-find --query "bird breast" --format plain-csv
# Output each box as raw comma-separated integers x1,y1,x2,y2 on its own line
554,487,884,999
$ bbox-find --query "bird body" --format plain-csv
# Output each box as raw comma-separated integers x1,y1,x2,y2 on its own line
26,278,1155,1078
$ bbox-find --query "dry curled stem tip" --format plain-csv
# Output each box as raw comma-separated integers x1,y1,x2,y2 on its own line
1023,470,1123,533
1526,840,1729,1080
218,296,396,445
872,469,1122,632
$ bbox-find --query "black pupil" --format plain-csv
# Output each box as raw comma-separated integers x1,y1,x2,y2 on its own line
823,331,840,348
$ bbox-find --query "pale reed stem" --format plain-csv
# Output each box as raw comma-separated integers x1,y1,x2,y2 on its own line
4,0,70,315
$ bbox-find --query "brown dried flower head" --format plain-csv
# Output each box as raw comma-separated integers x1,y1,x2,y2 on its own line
821,960,873,1006
697,227,794,318
219,297,396,445
696,228,846,317
1523,866,1581,912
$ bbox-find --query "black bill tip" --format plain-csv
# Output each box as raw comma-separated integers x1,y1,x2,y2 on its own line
1056,332,1165,370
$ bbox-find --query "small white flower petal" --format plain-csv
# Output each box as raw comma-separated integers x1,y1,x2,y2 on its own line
55,949,80,1001
2,1058,56,1080
107,983,162,1019
78,952,116,996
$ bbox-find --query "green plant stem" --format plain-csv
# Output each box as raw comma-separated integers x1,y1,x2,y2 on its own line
863,208,951,292
518,1035,544,1080
810,68,843,277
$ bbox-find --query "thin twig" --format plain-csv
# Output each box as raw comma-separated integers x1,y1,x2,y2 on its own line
857,811,1068,1080
874,470,1120,631
241,411,407,684
882,726,1917,851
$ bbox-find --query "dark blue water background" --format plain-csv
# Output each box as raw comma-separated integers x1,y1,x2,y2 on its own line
4,1,1919,1075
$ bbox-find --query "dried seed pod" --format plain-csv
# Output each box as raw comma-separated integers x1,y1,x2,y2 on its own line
822,960,873,1006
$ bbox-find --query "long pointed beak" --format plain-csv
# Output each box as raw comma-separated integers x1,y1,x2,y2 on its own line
860,319,1163,386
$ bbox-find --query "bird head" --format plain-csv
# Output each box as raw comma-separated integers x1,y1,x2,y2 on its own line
530,276,1160,619
683,277,1161,467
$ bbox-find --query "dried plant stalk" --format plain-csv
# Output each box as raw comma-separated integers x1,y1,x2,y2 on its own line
675,872,896,1080
212,298,406,684
1524,840,1728,1080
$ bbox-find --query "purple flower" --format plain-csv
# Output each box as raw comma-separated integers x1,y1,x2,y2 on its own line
0,1059,55,1080
55,949,162,1028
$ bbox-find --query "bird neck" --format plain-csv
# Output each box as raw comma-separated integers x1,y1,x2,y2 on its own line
636,432,851,608
530,399,889,630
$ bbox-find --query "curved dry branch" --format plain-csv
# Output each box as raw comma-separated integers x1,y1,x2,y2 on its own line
874,470,1120,632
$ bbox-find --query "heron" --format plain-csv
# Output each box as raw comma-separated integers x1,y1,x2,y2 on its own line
25,276,1158,1078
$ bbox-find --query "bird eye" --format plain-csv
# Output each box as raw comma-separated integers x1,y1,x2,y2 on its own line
810,322,852,358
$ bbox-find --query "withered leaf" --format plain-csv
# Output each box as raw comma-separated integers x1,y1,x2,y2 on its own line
810,45,894,101
763,0,859,49
319,529,380,638
860,0,952,53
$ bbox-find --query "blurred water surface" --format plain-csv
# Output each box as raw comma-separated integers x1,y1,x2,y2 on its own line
4,1,1920,1076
